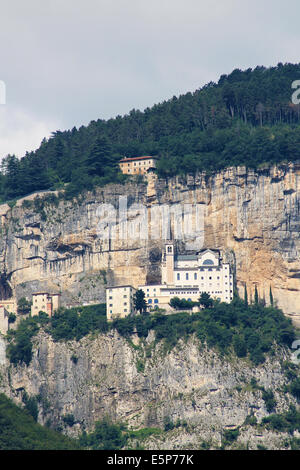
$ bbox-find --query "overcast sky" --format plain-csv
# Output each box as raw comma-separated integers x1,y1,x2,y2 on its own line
0,0,299,159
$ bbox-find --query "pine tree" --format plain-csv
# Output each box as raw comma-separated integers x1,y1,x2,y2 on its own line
86,136,114,177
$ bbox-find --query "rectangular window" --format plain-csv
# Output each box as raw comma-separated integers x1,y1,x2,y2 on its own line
186,273,189,280
194,273,197,280
177,273,180,280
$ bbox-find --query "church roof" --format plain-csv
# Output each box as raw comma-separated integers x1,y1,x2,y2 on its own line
176,254,198,261
197,248,220,255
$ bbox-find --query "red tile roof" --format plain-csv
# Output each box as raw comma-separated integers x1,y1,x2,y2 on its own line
119,156,157,163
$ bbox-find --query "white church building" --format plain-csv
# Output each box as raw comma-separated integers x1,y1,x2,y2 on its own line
106,243,234,320
138,243,233,309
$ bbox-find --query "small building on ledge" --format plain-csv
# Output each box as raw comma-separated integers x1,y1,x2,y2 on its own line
119,156,157,175
0,299,17,315
106,285,136,321
31,292,60,317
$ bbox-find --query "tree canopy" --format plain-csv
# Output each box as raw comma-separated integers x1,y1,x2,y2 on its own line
1,63,300,202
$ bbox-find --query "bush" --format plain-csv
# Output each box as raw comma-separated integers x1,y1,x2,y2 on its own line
6,317,41,366
79,418,127,450
244,414,258,426
163,416,175,432
262,405,300,433
22,393,39,422
222,428,240,446
289,378,300,400
262,390,277,413
62,414,75,427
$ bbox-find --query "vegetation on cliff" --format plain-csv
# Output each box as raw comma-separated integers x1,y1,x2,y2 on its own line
2,298,300,450
6,297,296,367
0,393,80,450
1,63,300,202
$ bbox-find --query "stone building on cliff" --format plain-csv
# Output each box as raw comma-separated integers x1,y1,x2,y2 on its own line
106,242,233,320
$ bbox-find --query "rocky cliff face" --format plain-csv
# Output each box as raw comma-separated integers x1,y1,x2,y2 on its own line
0,331,298,450
0,163,299,323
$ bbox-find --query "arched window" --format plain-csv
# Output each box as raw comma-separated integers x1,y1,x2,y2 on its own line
203,259,214,265
154,299,159,304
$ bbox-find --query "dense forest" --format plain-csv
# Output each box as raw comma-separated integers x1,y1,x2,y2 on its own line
0,393,80,450
1,62,300,202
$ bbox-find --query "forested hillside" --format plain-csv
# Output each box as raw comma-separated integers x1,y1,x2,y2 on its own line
0,393,80,450
1,62,300,202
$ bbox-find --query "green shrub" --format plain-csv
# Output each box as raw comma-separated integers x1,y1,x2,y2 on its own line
289,378,300,400
222,428,240,446
79,418,127,450
164,416,175,431
244,414,258,426
262,405,300,433
262,389,277,413
62,414,75,427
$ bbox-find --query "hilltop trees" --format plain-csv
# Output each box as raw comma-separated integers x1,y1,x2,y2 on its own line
1,63,300,202
86,136,114,177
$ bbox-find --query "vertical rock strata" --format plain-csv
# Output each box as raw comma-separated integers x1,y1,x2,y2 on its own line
0,163,299,322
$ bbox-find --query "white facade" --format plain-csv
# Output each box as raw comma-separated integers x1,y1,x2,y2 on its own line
161,244,233,301
106,285,136,321
106,244,234,318
139,244,233,310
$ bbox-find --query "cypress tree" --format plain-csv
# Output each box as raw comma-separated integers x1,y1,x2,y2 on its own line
133,289,147,314
269,285,274,306
254,285,259,304
244,284,248,306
